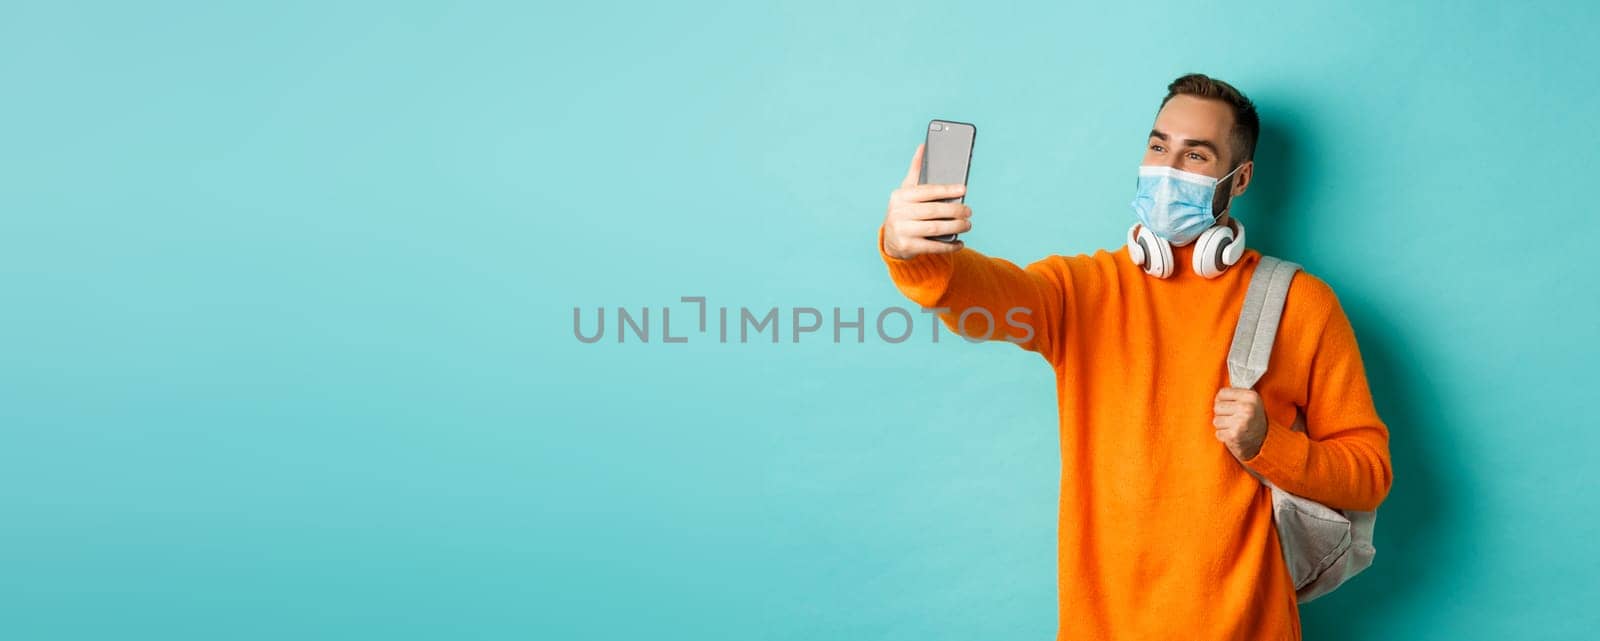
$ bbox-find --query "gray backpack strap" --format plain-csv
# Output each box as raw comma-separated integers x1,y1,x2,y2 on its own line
1228,255,1302,390
1229,255,1301,486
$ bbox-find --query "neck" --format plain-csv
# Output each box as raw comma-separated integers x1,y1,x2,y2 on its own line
1171,237,1199,267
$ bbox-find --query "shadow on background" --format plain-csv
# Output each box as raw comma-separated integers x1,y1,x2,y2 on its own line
1240,114,1299,256
1247,103,1461,638
1297,311,1457,639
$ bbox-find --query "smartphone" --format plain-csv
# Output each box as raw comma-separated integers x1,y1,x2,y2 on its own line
919,119,976,243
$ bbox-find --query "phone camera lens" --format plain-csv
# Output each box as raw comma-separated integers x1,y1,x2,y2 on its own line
930,123,944,131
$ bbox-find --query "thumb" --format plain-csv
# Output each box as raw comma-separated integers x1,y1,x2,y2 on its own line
900,143,925,189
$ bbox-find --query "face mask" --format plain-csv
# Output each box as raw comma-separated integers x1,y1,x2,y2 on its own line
1130,164,1241,246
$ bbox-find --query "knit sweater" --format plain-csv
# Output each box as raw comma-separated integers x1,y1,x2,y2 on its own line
877,226,1393,641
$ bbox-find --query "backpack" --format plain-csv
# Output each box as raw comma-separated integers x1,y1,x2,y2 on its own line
1228,255,1378,604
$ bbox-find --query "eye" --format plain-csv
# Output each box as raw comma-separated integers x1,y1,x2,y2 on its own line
1149,144,1165,152
1187,152,1207,161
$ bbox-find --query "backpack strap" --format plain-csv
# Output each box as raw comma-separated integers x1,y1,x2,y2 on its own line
1227,255,1302,390
1230,255,1300,485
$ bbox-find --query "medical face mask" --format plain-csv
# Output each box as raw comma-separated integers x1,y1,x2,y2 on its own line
1130,164,1241,246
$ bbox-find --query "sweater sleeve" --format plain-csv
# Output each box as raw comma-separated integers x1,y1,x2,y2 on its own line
1241,291,1394,512
877,225,1067,360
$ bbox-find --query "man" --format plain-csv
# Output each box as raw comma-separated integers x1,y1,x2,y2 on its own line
876,74,1393,640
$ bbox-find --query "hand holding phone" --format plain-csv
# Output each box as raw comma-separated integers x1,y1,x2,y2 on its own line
918,119,976,242
881,124,975,260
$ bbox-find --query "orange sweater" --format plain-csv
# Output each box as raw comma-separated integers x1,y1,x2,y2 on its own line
878,227,1393,641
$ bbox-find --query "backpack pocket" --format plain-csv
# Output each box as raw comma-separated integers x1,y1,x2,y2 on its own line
1271,489,1354,591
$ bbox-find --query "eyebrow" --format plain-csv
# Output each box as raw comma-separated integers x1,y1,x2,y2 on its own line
1149,129,1220,156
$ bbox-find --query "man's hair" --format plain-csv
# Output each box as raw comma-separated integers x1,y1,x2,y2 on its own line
1159,73,1259,168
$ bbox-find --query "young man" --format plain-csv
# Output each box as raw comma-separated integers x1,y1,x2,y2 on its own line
877,74,1393,640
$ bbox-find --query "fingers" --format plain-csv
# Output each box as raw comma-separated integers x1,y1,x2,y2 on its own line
894,237,965,256
1213,388,1259,413
893,201,970,222
1213,390,1256,415
892,183,966,203
1214,387,1257,402
1212,388,1266,460
885,202,970,227
902,217,973,239
1214,427,1242,458
901,143,925,189
1213,400,1250,416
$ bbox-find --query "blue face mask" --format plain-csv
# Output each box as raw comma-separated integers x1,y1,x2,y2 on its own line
1130,164,1241,246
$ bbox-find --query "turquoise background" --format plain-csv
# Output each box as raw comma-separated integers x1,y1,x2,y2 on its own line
3,1,1596,639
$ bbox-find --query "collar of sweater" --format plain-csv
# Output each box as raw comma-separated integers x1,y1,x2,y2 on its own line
1143,239,1256,285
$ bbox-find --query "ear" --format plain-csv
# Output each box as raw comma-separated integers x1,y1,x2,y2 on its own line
1231,160,1254,196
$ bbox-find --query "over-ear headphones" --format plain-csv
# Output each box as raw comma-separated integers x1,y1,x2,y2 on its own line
1126,217,1247,279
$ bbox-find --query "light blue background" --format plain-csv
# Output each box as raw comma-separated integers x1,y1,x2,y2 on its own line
3,1,1596,639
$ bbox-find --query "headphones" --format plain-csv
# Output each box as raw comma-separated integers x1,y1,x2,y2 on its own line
1126,216,1248,279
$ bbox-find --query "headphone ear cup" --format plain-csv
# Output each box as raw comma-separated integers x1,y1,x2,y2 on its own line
1192,224,1233,279
1126,223,1146,266
1139,225,1174,279
1221,218,1247,266
1191,218,1248,279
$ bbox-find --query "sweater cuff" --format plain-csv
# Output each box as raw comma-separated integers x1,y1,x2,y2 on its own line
878,225,955,300
1242,418,1309,485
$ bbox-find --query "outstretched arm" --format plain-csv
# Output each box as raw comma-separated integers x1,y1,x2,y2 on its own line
878,144,1068,359
879,229,1066,357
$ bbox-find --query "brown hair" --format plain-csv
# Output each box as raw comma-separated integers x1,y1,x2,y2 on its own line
1160,73,1259,168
